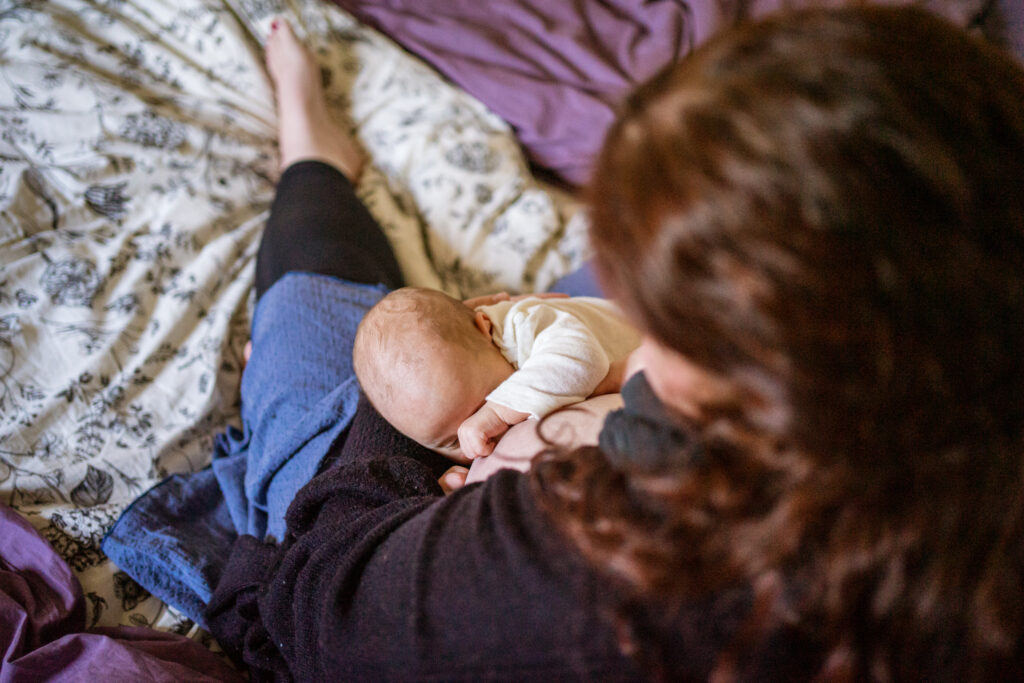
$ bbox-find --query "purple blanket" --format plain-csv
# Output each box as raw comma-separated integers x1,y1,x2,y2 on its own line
0,503,243,683
334,0,711,187
334,0,1010,188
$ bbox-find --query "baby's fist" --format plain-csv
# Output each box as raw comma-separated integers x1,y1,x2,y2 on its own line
458,402,528,460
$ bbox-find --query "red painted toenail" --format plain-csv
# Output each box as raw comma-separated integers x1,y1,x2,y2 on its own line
271,19,279,30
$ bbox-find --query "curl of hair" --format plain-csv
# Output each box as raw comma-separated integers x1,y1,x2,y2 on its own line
531,7,1024,680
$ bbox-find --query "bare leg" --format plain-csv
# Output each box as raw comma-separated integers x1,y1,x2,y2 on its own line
265,19,365,181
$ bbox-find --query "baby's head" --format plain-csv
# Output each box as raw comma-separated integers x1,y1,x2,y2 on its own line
353,287,513,455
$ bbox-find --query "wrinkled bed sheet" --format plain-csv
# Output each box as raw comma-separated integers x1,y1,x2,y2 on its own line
335,0,705,187
335,0,1016,188
0,0,586,636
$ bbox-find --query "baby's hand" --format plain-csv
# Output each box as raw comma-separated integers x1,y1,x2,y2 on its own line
458,401,530,460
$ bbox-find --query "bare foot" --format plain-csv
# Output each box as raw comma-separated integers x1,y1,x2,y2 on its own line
265,18,364,180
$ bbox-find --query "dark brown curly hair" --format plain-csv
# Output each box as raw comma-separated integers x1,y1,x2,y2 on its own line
531,6,1024,680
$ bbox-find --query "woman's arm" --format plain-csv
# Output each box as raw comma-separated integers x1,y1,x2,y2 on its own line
206,396,640,681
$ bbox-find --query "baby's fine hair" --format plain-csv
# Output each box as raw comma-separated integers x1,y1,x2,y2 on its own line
353,287,489,411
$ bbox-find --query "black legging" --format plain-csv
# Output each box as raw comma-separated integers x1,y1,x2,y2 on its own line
254,161,453,477
255,161,405,299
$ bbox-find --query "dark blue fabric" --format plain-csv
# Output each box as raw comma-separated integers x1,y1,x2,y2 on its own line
100,468,236,621
103,273,386,624
230,273,386,541
548,260,603,298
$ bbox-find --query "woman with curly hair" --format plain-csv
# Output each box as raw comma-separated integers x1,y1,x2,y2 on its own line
532,6,1024,679
207,7,1024,680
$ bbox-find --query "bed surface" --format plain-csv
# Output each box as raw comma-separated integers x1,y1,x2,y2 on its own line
3,0,1017,645
0,0,586,636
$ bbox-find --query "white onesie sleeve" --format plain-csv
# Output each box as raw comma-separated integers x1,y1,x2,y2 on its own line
484,303,612,419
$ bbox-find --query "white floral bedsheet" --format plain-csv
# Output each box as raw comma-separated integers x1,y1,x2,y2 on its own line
0,0,587,637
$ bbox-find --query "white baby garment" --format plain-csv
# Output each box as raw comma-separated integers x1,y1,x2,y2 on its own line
476,297,641,419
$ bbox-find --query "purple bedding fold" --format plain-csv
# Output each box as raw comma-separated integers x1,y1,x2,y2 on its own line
335,0,1010,189
0,503,243,683
334,0,710,187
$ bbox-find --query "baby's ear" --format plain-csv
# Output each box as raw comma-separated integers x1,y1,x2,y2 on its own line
473,310,493,338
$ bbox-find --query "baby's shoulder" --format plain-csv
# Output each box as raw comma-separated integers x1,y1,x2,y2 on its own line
502,295,619,316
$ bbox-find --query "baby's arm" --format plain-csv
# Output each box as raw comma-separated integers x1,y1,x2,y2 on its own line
486,308,613,420
591,347,645,396
458,401,529,460
458,303,637,461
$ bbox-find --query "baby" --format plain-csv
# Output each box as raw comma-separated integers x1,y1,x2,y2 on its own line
353,288,641,461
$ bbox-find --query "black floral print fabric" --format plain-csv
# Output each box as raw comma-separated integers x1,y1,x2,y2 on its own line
0,0,586,638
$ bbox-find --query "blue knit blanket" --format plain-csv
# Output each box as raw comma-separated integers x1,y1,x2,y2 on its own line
103,273,387,624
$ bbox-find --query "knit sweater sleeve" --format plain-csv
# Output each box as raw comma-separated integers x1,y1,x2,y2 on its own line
205,396,642,682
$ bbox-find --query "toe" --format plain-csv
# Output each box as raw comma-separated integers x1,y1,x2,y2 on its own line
277,18,296,42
